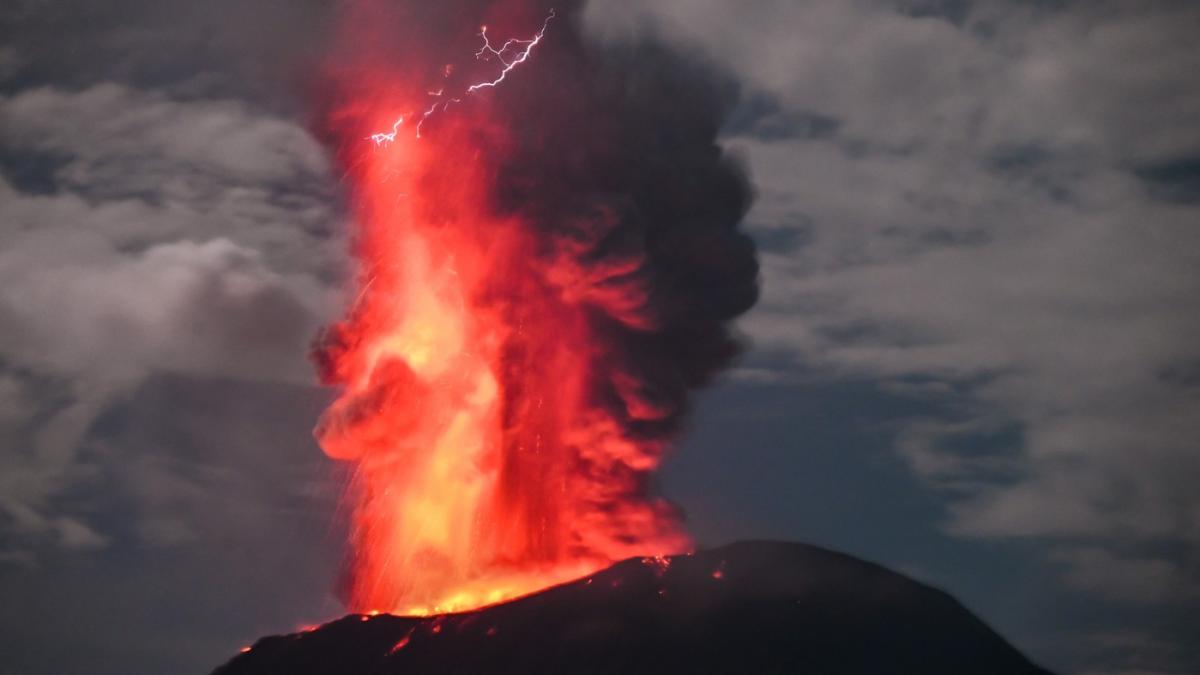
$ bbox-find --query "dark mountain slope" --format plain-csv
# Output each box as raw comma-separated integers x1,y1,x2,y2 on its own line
213,540,1053,675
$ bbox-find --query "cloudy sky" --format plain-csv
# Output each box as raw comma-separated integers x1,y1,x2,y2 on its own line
1,1,1197,674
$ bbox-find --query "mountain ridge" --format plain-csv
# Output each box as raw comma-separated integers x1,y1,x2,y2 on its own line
213,540,1054,675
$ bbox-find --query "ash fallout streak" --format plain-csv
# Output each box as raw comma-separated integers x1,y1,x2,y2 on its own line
311,0,758,615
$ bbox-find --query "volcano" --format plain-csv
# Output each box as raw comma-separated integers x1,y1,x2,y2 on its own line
212,541,1053,675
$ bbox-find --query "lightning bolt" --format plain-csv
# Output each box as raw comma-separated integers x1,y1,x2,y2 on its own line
468,9,555,93
367,9,555,145
416,98,461,139
368,117,405,146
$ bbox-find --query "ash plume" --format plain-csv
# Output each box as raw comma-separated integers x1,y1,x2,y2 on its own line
309,0,758,612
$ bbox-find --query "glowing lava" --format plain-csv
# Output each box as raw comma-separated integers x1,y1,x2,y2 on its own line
313,0,758,617
313,10,689,616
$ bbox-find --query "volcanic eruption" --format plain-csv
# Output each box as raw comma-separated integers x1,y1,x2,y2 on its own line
212,4,1059,673
310,0,758,616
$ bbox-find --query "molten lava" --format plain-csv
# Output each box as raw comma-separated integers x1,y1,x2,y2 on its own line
313,0,757,617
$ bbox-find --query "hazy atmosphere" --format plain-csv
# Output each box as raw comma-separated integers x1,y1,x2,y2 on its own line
1,1,1197,674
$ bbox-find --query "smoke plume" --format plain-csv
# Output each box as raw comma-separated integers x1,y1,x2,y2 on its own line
311,0,758,613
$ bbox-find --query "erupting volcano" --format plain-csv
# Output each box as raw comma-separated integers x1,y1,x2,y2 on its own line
213,5,1059,673
311,0,758,616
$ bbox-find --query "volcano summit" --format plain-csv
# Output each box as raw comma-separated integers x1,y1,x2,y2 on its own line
213,541,1053,675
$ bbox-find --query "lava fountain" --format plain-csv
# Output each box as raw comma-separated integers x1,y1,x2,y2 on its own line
312,0,758,616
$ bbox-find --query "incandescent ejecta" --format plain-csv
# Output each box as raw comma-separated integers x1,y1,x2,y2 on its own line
311,0,758,615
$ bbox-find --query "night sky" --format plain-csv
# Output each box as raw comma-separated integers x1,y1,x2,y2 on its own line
2,2,1199,674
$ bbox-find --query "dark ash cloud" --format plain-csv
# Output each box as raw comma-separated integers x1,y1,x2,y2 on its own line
587,1,1200,673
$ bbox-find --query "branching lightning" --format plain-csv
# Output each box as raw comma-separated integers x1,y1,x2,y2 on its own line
367,9,555,145
416,98,459,139
369,117,406,146
467,9,555,93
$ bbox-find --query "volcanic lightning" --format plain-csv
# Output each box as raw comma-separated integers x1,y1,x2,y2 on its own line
367,8,554,145
368,117,405,146
467,9,555,92
314,0,758,617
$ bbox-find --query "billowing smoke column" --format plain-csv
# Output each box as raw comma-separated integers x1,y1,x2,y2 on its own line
311,0,758,615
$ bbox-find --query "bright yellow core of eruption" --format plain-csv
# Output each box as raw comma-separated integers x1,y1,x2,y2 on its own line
315,110,687,616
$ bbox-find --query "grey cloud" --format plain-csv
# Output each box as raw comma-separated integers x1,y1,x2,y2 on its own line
2,84,327,182
724,93,841,142
1072,628,1197,675
0,13,351,673
93,374,340,551
0,80,342,562
590,0,1200,167
53,516,110,550
0,233,325,383
1,0,332,107
0,375,345,675
585,0,1200,668
1049,547,1200,606
0,84,339,271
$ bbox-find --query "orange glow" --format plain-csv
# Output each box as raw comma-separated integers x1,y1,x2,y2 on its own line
389,629,415,654
712,561,726,580
314,71,689,613
642,555,672,576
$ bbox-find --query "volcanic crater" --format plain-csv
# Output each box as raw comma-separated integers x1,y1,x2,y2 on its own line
214,540,1053,675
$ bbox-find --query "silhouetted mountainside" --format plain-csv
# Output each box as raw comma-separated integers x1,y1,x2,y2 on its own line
213,540,1053,675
